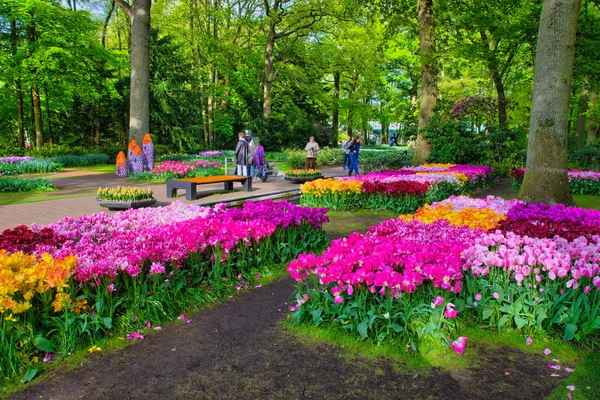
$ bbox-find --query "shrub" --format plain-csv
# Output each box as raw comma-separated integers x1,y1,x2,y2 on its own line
0,177,56,192
46,154,109,167
0,160,62,176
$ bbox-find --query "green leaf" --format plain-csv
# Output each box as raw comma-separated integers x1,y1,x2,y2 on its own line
514,315,527,329
357,321,368,339
102,317,113,329
536,312,547,328
21,368,39,384
563,323,577,341
389,323,403,333
422,322,437,335
33,336,54,353
310,309,322,326
499,305,514,315
482,308,493,320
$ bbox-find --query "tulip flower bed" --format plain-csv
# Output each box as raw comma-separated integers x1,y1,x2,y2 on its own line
0,200,328,378
0,177,56,193
512,167,600,195
97,186,153,202
300,164,493,213
129,160,223,181
288,195,600,354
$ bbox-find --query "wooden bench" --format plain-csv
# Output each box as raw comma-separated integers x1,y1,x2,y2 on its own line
166,175,252,200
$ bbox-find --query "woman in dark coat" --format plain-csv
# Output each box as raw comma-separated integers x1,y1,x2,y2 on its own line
235,131,249,176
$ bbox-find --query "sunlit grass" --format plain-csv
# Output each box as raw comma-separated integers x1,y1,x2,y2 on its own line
0,190,98,206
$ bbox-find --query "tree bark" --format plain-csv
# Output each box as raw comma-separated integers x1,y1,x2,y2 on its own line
102,1,116,48
588,92,598,143
519,0,581,205
331,71,340,148
414,0,437,165
346,71,359,137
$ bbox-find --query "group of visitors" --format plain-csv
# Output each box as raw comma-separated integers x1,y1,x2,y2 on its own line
235,131,268,182
342,135,361,176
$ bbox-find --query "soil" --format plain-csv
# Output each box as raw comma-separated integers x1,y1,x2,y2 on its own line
8,206,562,400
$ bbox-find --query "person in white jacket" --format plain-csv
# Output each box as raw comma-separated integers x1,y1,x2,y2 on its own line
304,136,320,170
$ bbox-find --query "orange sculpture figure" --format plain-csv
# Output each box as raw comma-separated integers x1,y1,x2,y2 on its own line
143,134,152,144
116,151,127,176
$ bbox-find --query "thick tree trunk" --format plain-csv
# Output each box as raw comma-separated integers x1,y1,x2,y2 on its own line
519,0,581,205
128,0,151,145
31,86,43,149
575,90,588,145
588,92,599,144
263,23,276,124
414,0,437,165
331,71,340,147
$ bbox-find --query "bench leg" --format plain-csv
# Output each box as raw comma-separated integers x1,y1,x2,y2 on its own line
224,181,233,191
243,177,252,192
186,183,197,201
166,182,178,198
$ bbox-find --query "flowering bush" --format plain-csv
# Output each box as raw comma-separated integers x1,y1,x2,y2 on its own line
0,156,34,163
0,200,328,378
198,151,224,157
130,160,223,181
511,167,600,194
288,195,600,353
97,186,153,202
300,164,492,213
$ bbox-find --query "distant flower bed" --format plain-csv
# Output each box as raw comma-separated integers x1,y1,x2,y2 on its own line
300,164,493,213
0,159,62,176
511,167,600,194
198,151,224,157
97,186,153,202
129,160,223,181
286,169,322,178
0,156,34,163
288,195,600,354
0,200,329,378
0,177,56,192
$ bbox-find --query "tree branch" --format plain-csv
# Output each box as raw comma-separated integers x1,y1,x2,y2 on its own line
114,0,132,19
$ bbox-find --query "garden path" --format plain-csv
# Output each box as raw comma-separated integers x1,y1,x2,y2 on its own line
8,211,560,400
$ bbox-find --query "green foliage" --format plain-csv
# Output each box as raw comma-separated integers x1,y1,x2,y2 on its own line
360,151,414,173
423,115,526,176
0,160,62,175
0,177,55,192
569,144,600,171
45,154,109,167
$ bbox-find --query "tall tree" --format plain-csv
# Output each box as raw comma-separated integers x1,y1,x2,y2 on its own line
519,0,581,204
115,0,151,145
413,0,437,165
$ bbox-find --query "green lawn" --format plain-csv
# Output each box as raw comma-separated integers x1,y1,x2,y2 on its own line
0,190,97,206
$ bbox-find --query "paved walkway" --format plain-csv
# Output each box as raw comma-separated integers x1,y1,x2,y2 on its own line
0,167,348,231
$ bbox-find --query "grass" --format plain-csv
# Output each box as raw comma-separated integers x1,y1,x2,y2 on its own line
284,322,600,399
273,161,294,175
22,164,115,179
0,190,98,206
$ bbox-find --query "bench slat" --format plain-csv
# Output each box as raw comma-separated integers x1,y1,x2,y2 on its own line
179,175,247,184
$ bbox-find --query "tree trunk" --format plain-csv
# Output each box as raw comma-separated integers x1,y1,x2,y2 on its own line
263,22,276,124
414,0,437,165
575,90,588,145
519,0,581,205
102,1,116,48
331,71,340,148
11,20,25,147
346,71,359,137
44,85,53,145
128,0,151,145
588,92,599,143
31,86,43,149
492,70,508,128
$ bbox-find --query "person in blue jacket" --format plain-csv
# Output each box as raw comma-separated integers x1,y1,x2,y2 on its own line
347,136,361,176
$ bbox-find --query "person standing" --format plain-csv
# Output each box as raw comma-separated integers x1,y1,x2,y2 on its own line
348,136,361,176
304,136,320,170
342,135,352,170
253,137,267,182
235,131,249,176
